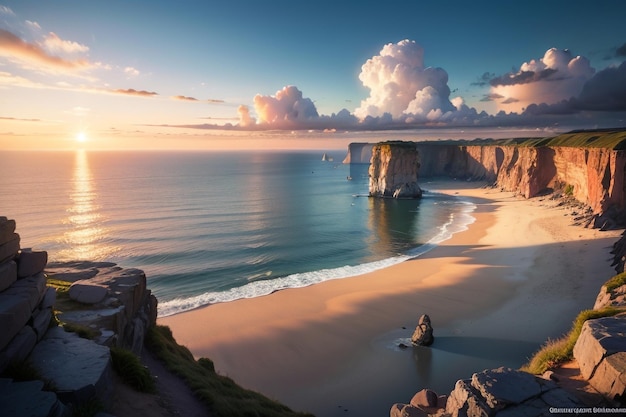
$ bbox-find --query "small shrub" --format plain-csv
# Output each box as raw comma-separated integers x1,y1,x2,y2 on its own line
110,347,156,393
564,184,574,196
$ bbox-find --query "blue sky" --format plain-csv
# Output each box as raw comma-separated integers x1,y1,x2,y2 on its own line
1,0,625,150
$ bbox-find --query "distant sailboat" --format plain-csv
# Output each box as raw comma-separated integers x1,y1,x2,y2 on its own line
321,153,334,162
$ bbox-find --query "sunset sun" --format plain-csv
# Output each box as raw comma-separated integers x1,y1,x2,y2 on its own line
76,132,87,143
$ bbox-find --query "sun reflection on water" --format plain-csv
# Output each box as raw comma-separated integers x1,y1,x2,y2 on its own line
58,150,118,260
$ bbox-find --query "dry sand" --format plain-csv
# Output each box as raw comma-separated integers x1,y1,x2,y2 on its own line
159,181,622,417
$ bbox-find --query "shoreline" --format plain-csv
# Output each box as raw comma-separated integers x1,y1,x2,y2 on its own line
159,180,622,417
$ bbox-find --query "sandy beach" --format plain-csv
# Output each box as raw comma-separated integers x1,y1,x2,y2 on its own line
159,181,622,417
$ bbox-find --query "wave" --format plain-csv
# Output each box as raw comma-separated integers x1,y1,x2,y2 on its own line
157,194,476,318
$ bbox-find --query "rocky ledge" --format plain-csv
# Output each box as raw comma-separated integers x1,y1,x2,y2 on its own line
0,216,158,416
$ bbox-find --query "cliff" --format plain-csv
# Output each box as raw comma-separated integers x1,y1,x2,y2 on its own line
356,128,626,225
343,142,374,164
369,141,423,198
417,143,626,226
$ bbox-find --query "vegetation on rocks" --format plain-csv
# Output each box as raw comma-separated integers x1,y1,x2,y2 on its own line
110,347,156,393
521,306,622,375
146,325,314,417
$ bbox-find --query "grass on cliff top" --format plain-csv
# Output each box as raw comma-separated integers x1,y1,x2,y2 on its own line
521,306,622,375
498,128,626,150
145,325,315,417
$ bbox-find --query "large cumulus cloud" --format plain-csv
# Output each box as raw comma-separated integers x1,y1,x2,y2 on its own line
490,48,595,112
252,85,318,126
354,39,456,120
225,42,625,133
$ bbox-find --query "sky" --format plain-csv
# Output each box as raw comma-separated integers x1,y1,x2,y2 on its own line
1,0,626,150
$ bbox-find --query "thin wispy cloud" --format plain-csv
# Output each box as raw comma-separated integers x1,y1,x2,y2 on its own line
172,95,226,104
0,29,93,73
113,88,158,97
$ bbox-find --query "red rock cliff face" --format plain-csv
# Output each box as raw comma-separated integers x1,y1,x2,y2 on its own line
369,142,422,198
416,144,626,221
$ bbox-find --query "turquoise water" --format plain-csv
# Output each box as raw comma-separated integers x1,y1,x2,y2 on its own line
0,150,475,317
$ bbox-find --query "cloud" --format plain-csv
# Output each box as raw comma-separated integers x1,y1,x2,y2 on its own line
489,48,595,112
252,85,319,126
521,61,626,115
113,88,158,97
471,72,496,87
124,66,140,77
616,43,626,58
43,32,89,54
0,28,92,73
0,116,40,122
172,95,198,101
354,39,455,120
237,105,256,127
0,6,14,16
172,95,225,103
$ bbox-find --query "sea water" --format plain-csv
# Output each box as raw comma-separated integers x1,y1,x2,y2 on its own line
0,150,475,317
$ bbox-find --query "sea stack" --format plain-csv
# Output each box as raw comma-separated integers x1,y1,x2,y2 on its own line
369,141,422,198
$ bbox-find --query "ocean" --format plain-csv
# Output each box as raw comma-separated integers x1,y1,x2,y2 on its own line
0,150,475,317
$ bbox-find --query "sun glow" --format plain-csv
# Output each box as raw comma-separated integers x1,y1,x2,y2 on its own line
76,132,87,143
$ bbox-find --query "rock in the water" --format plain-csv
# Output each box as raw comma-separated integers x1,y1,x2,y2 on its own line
411,314,434,346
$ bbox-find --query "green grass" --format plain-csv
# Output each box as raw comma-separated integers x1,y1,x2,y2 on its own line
604,272,626,293
110,347,156,393
415,128,626,150
145,325,315,417
521,307,622,374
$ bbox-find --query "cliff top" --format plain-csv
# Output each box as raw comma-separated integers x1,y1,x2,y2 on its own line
415,127,626,150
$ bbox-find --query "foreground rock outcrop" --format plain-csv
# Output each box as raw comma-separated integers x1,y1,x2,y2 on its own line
392,368,582,417
369,141,423,199
0,216,158,416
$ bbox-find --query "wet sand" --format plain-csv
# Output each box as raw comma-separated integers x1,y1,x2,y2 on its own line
159,181,621,417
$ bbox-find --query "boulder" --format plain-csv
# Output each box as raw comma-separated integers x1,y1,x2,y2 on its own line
0,260,17,292
445,368,581,417
588,351,626,401
573,316,626,380
389,403,429,417
409,388,447,414
16,249,48,278
69,280,109,304
411,314,434,346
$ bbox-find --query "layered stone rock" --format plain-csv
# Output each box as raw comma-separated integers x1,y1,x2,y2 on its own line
369,141,422,199
0,218,51,372
0,378,69,417
29,327,112,405
573,315,626,402
47,261,158,354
